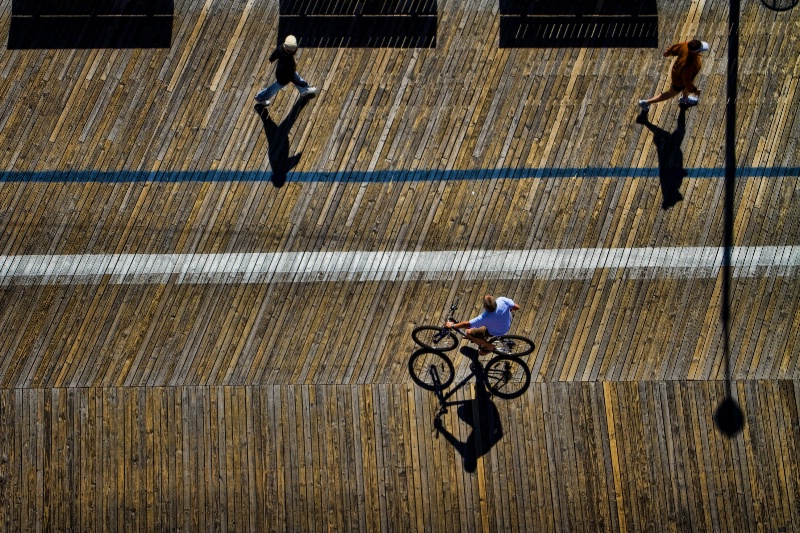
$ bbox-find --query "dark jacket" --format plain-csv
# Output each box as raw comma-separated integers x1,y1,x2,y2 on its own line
269,45,306,86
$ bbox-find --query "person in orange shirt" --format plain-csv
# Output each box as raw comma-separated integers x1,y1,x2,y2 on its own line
639,39,709,111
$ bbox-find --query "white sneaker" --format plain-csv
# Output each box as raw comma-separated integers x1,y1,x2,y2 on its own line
254,96,271,106
638,100,650,111
680,96,699,107
302,86,318,99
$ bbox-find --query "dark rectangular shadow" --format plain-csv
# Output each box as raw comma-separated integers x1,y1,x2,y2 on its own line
8,0,173,49
499,0,658,48
279,0,437,48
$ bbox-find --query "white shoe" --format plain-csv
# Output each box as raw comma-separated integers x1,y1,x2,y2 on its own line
302,87,318,99
680,96,699,107
638,100,650,111
254,96,271,106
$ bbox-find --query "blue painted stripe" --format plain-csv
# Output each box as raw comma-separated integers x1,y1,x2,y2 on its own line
0,167,798,184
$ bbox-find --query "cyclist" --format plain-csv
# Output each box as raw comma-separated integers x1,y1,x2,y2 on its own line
445,295,520,355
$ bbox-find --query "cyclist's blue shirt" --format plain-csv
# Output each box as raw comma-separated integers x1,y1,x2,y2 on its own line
469,297,516,336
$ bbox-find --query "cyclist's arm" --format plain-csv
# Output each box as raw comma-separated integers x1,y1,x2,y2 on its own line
446,320,472,329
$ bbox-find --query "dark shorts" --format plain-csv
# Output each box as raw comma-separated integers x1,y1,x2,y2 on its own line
467,326,489,338
671,83,685,92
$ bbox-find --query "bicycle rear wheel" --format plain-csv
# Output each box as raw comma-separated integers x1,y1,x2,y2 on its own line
484,355,531,399
408,349,455,391
488,335,535,357
412,326,458,351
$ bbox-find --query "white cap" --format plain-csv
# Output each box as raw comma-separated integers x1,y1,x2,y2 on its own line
698,41,709,52
283,35,298,53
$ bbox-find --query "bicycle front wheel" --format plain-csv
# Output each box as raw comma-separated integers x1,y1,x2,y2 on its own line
408,349,455,391
412,326,458,351
484,355,531,399
488,335,535,357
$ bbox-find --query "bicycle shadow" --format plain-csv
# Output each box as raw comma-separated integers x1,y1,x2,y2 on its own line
637,106,688,210
254,98,308,187
434,347,504,473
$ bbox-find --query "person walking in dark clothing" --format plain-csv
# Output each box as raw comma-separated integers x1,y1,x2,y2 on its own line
254,35,317,106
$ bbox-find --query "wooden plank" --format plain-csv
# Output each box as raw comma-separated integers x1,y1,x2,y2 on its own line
603,382,628,533
271,384,289,532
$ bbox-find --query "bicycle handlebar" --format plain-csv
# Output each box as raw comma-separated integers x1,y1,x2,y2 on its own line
443,299,459,326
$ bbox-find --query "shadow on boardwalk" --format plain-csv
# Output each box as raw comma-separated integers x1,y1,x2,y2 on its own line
433,348,506,473
637,107,688,210
8,0,174,49
434,379,503,473
255,98,308,187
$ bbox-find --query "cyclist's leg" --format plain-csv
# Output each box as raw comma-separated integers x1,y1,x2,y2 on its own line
465,326,495,354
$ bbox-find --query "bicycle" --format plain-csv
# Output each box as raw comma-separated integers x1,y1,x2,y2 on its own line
408,347,531,400
411,301,535,357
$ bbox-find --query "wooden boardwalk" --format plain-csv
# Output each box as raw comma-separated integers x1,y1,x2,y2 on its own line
0,0,798,530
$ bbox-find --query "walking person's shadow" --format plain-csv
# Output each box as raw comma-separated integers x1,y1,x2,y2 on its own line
254,98,308,187
637,106,688,210
433,352,503,473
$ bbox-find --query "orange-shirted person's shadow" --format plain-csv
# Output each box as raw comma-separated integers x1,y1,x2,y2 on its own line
433,381,503,473
637,106,688,210
254,99,308,187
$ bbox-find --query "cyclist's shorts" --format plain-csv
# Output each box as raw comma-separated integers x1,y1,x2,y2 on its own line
469,326,489,338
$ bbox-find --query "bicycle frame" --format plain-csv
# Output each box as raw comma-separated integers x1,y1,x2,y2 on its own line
431,362,485,408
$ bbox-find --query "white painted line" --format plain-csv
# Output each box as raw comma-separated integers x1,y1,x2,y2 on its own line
0,247,797,286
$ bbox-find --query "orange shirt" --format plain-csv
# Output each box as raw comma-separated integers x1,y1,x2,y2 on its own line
666,42,703,93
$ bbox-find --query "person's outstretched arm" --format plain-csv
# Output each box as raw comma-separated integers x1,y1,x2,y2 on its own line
663,43,680,57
